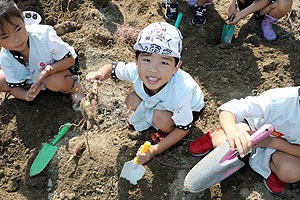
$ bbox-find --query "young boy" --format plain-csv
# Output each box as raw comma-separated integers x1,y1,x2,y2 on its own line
227,0,293,41
189,87,300,195
0,0,84,111
86,22,204,164
165,0,213,26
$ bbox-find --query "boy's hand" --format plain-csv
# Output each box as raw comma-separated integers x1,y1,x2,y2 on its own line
227,2,237,20
136,145,155,164
26,81,45,101
25,87,39,101
32,65,54,90
229,11,243,25
86,71,104,85
226,130,252,158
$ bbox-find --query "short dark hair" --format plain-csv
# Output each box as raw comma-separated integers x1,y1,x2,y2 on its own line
135,50,180,67
0,0,23,33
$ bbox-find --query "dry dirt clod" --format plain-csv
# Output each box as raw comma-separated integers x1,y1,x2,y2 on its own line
6,180,19,192
67,141,86,163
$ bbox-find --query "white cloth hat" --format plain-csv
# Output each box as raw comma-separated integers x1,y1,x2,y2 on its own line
23,11,42,25
134,22,183,58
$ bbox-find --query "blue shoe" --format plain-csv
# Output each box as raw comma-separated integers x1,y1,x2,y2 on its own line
165,0,178,21
192,5,206,26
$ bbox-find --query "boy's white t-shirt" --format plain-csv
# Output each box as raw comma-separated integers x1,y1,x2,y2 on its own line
0,24,76,86
115,62,205,131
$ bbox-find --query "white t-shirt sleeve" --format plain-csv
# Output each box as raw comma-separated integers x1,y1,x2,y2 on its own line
217,93,272,123
171,92,194,128
0,52,29,84
47,27,76,60
115,62,137,82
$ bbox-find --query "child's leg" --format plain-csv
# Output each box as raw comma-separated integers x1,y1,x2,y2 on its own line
0,70,10,92
260,0,293,40
125,91,142,111
270,151,300,183
42,70,84,111
42,70,73,92
259,0,293,18
210,122,251,147
197,0,205,6
189,122,251,156
152,110,174,133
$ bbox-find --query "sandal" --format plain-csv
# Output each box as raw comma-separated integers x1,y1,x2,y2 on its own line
151,130,168,144
127,120,135,131
71,83,84,111
64,76,85,112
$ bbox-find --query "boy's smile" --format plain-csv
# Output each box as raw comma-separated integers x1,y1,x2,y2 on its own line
0,17,28,53
136,53,181,95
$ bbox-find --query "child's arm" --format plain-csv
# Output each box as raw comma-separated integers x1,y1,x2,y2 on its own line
10,83,44,101
254,136,300,158
227,0,237,18
219,110,253,158
31,56,75,91
86,64,113,84
230,0,270,25
136,128,189,164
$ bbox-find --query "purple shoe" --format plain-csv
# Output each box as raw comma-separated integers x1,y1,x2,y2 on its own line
261,14,278,41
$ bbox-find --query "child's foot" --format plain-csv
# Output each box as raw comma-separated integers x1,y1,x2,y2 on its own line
127,120,135,131
192,4,206,26
151,130,168,144
263,171,286,195
71,82,84,112
261,14,278,41
188,129,217,156
165,0,178,21
66,75,84,112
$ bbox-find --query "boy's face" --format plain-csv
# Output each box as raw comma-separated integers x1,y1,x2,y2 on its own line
0,17,28,52
136,52,181,95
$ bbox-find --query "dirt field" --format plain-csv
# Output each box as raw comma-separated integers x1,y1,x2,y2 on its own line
0,0,300,199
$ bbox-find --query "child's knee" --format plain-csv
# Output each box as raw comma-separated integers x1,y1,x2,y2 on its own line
277,0,293,13
152,110,173,131
125,92,141,111
277,167,300,183
44,73,73,92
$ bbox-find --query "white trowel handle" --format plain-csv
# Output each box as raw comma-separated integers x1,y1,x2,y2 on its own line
251,124,274,145
134,141,151,165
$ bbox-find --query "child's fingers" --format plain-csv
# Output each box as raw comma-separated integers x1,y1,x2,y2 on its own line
86,72,100,82
227,137,236,151
26,92,36,101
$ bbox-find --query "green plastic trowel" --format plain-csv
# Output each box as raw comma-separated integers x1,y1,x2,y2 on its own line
221,5,237,43
30,123,71,176
221,14,235,43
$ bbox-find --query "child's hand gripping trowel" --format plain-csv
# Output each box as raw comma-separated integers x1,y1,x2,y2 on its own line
221,5,237,43
184,124,274,193
120,141,151,185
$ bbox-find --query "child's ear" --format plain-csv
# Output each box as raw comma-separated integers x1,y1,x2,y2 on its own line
173,61,182,74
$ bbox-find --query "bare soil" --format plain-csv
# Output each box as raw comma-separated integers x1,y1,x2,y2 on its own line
1,0,300,199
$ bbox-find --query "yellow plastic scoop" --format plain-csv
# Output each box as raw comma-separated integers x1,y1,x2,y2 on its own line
120,141,151,185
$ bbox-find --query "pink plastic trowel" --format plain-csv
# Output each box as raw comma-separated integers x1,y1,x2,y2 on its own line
184,124,274,193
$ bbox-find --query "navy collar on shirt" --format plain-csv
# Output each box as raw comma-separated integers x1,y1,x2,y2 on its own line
9,37,30,67
143,83,167,96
